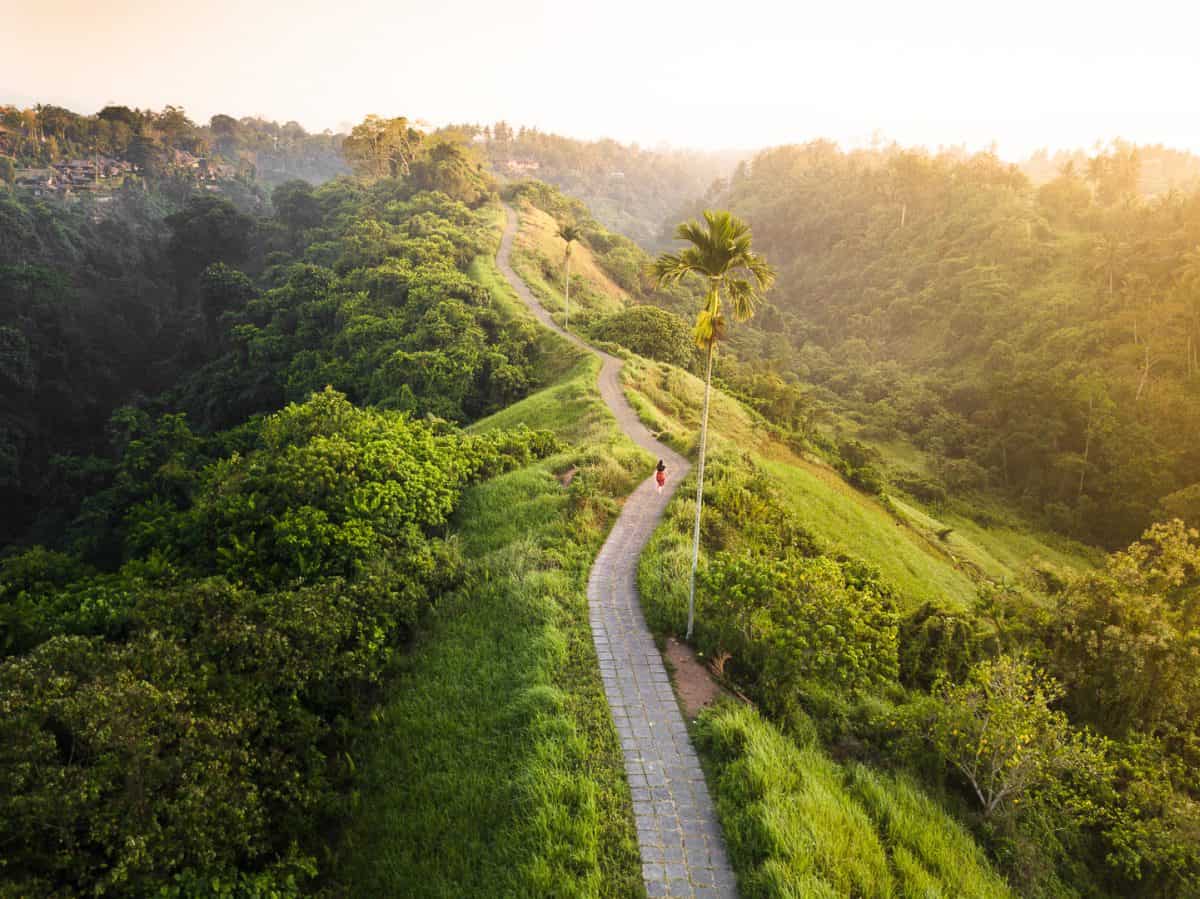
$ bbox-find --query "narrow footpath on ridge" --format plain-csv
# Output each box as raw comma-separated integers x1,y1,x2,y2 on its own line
497,204,738,899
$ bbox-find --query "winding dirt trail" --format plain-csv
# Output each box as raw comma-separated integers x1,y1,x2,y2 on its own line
497,204,737,898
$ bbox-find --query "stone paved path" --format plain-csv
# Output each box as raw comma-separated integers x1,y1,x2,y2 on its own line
498,205,737,898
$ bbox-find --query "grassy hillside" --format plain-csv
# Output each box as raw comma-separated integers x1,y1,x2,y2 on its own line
708,143,1200,548
508,199,630,328
620,353,1088,612
334,253,651,897
519,189,1121,895
502,180,1093,606
696,702,1012,898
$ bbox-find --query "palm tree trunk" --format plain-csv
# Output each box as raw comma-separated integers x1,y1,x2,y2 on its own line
687,341,715,640
564,252,571,331
1136,343,1152,401
1077,394,1093,501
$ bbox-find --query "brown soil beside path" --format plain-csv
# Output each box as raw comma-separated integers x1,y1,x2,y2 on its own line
664,638,729,720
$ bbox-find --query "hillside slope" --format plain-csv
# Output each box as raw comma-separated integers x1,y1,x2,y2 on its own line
503,189,1035,896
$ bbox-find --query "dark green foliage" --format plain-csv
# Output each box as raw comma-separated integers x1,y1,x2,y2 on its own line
1043,520,1200,739
199,262,256,345
834,439,887,495
0,390,560,895
408,139,493,207
898,603,982,689
167,184,537,433
271,179,323,237
0,157,559,893
165,195,256,288
0,191,205,545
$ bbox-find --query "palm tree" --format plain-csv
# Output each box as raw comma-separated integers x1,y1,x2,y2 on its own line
558,223,582,329
1089,232,1128,300
653,210,775,639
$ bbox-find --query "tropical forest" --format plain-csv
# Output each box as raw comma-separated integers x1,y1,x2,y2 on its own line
2,6,1199,897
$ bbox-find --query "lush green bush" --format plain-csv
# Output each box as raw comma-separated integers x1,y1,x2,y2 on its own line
701,551,900,697
834,439,887,496
589,305,697,369
898,602,983,690
0,389,561,895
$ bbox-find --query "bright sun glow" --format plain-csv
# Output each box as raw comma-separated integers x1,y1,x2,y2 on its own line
2,0,1198,158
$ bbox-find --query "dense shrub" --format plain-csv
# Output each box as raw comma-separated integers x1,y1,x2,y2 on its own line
0,389,560,895
834,439,887,496
701,552,900,699
898,602,982,690
589,305,697,369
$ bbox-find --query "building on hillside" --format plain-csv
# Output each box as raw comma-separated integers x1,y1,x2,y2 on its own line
50,157,121,188
14,168,58,196
504,158,541,175
169,148,201,170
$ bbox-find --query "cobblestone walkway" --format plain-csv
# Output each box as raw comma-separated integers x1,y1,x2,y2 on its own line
498,205,737,898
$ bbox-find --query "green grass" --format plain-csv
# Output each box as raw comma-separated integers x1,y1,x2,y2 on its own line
847,765,1011,898
335,366,648,897
334,215,649,896
515,202,629,313
334,461,629,896
621,355,775,458
763,459,979,611
621,352,1095,612
694,702,1013,899
508,202,627,333
471,356,609,444
820,401,1098,589
936,506,1100,580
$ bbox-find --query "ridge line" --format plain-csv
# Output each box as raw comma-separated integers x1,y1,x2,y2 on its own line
497,202,737,898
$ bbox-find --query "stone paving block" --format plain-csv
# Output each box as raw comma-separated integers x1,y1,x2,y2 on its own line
667,878,693,898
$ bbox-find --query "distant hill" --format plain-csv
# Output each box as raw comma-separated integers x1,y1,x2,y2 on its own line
1021,139,1200,196
692,140,1200,548
451,122,745,248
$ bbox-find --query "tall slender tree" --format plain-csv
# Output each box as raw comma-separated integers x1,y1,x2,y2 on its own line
558,223,582,329
653,210,775,639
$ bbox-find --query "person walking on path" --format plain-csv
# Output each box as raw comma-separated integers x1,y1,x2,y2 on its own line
655,459,667,493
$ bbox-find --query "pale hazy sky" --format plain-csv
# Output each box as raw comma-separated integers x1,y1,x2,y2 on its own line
2,0,1197,159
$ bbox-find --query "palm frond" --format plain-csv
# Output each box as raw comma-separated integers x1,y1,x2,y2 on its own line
738,251,777,292
676,219,714,255
652,252,691,287
725,278,761,322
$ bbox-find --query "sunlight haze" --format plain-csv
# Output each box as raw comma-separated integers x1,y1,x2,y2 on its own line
3,0,1198,157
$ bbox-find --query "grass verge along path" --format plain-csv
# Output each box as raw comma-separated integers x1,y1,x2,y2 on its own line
498,203,738,898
